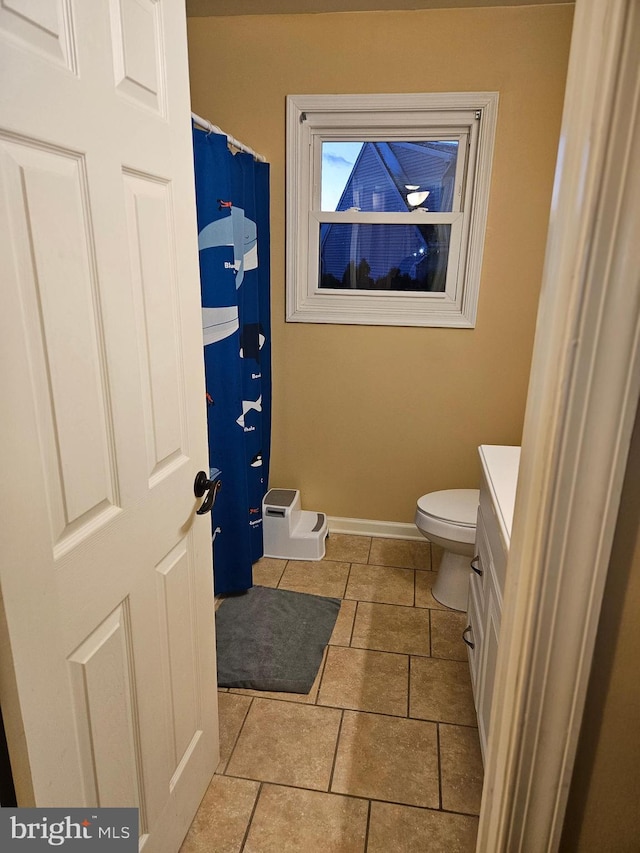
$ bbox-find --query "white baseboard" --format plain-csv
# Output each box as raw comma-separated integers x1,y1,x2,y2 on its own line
327,515,423,541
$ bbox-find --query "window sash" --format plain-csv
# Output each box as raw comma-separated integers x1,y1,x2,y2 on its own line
308,214,465,300
312,131,471,215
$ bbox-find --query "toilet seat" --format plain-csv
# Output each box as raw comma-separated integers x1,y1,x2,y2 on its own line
416,489,479,527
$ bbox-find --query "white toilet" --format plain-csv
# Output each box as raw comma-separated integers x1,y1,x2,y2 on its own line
414,489,480,611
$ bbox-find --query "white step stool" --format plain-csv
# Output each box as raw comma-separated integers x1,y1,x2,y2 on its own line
262,489,328,560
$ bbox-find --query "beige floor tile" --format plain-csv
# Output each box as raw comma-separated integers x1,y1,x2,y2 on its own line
329,599,357,646
414,569,449,610
216,692,252,773
318,646,408,716
368,801,478,853
431,609,469,661
228,647,327,705
244,784,368,853
344,563,414,606
439,724,484,815
225,697,341,791
351,602,430,656
410,657,477,726
278,559,350,598
325,533,371,564
331,711,439,808
252,558,287,588
369,538,431,570
179,774,259,853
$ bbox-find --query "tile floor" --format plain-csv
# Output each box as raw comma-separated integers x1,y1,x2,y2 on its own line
180,534,483,853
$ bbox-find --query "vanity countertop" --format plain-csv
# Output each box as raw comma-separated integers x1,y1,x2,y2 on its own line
478,445,521,548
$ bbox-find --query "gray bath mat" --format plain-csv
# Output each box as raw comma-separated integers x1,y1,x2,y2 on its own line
215,585,340,693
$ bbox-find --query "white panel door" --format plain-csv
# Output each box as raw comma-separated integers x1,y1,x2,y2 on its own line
0,2,219,851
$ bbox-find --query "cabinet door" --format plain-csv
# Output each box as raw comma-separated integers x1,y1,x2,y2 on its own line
468,507,491,711
479,472,508,592
475,507,492,599
477,571,501,762
466,569,484,702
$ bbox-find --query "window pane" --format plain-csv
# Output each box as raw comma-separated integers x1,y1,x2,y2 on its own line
321,141,458,212
319,223,450,292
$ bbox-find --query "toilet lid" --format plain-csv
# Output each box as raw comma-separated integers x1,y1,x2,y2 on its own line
417,489,479,527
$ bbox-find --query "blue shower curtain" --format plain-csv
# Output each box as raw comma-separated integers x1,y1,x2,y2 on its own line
192,128,271,595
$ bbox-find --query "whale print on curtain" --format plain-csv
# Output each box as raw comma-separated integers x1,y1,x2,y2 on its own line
192,127,271,595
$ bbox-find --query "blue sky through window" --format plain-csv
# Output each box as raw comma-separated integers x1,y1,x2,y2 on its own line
321,142,363,210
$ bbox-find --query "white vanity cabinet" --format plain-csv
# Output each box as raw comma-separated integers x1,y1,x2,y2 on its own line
465,445,520,763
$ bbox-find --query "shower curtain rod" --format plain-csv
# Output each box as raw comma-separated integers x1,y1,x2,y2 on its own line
191,111,267,163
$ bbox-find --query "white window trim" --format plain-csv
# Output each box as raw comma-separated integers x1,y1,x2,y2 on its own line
286,92,499,328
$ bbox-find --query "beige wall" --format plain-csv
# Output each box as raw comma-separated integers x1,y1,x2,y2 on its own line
187,5,573,522
560,403,640,850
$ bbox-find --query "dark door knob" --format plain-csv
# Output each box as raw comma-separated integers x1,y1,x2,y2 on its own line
194,470,221,515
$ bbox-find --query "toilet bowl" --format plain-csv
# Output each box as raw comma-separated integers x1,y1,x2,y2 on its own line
414,489,480,611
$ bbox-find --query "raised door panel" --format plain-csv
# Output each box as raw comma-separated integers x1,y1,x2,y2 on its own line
68,603,143,813
123,171,186,486
109,0,165,115
0,0,76,71
0,137,120,555
155,541,200,773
